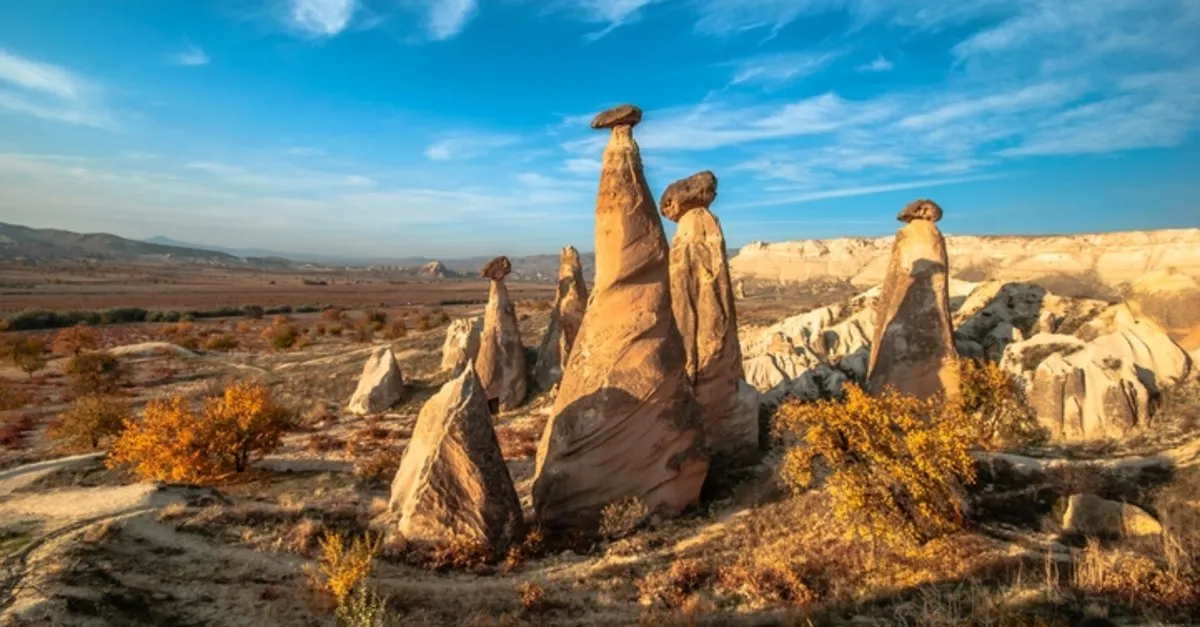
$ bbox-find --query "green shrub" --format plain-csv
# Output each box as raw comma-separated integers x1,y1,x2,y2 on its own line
242,305,265,320
65,352,125,395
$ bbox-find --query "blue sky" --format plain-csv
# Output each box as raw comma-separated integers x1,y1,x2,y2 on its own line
0,0,1198,259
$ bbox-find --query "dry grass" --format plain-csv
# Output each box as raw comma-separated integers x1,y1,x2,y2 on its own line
0,413,35,450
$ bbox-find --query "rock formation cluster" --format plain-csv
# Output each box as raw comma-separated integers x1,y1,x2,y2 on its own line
441,316,482,375
533,245,589,391
866,199,960,401
532,104,707,532
661,170,758,464
474,255,528,411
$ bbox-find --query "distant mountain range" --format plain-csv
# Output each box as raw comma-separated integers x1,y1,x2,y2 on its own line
0,222,595,281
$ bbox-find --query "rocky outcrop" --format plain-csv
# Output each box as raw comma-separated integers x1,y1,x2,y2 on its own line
474,256,527,411
1062,494,1162,538
953,281,1109,360
662,171,758,464
1126,270,1200,349
533,104,707,533
347,347,404,415
388,363,524,551
533,246,589,391
441,317,482,375
731,228,1200,288
1030,306,1192,440
866,199,959,401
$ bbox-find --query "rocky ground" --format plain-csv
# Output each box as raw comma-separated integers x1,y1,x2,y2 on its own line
1,288,1198,626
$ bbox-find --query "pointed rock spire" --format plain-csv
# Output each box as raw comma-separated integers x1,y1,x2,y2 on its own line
533,245,589,391
474,255,528,411
347,347,404,415
533,104,707,534
661,170,758,465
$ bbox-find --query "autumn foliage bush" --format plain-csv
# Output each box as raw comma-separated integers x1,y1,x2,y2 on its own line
107,380,294,482
5,337,46,377
48,395,130,451
773,383,977,553
52,323,100,356
0,377,29,411
318,530,382,605
958,358,1045,450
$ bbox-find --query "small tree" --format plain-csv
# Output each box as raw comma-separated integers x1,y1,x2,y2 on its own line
263,323,300,350
9,338,46,378
52,323,100,356
64,352,125,396
383,319,407,340
774,384,976,557
48,395,130,450
108,380,294,482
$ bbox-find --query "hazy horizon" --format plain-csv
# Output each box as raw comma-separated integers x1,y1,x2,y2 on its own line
1,1,1198,258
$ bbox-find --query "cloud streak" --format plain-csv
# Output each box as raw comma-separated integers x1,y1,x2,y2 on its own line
0,48,112,129
173,44,210,67
425,0,479,40
289,0,358,36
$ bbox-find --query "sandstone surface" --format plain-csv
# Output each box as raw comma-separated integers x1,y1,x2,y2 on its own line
533,245,589,391
346,347,404,415
475,256,528,411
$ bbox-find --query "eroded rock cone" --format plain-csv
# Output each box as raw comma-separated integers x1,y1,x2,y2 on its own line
388,363,524,551
661,171,758,465
347,347,404,415
441,316,482,375
533,245,589,391
474,256,527,411
866,199,960,401
533,104,707,533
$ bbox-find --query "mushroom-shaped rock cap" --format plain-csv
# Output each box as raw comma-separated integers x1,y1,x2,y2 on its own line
898,198,943,223
660,171,718,223
591,104,643,129
481,256,512,281
561,245,580,264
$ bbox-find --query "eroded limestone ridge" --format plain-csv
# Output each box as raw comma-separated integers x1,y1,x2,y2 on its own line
533,104,707,533
866,199,960,401
474,255,528,411
662,170,759,465
533,245,589,391
388,362,525,552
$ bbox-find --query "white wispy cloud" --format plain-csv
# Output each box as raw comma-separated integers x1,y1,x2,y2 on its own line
425,0,479,40
728,51,842,86
424,132,521,161
0,48,112,129
173,44,210,67
857,55,893,72
289,0,358,36
727,175,1005,208
284,146,326,157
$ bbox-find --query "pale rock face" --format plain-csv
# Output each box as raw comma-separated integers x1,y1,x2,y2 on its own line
866,201,959,401
533,246,589,391
731,228,1200,288
475,256,528,411
999,333,1088,387
533,106,707,533
346,347,404,415
1030,341,1153,441
388,364,524,551
1062,494,1162,537
441,317,482,375
663,170,758,464
953,281,1109,357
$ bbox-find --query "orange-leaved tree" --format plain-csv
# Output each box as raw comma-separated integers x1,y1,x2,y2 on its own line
107,380,294,482
774,383,976,555
52,323,101,356
958,358,1045,450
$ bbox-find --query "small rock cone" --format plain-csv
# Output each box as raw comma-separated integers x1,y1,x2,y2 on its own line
533,245,589,391
388,362,525,551
346,347,404,415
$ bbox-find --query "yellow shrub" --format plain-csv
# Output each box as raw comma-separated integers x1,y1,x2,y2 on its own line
774,383,976,552
959,359,1044,450
319,530,381,605
48,395,130,451
107,381,293,482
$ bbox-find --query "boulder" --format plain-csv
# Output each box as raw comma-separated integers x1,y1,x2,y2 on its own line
388,363,524,551
866,199,960,401
662,170,758,464
441,317,482,375
1062,494,1162,537
533,104,707,533
474,256,528,411
347,347,404,415
533,246,589,391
